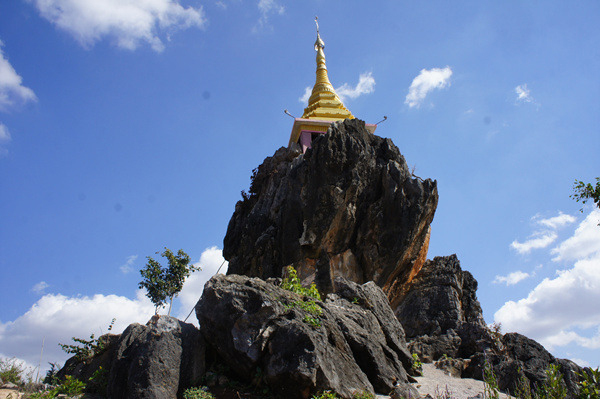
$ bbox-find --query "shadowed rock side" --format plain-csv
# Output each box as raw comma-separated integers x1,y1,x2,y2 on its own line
395,254,493,361
195,273,419,399
396,254,583,398
224,118,438,298
107,316,205,399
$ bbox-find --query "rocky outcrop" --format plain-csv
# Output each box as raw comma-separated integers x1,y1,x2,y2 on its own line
107,315,205,399
224,119,438,299
464,333,582,398
395,255,496,361
195,273,418,399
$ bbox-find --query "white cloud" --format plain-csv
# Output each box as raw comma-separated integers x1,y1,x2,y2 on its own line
510,232,557,254
510,211,578,255
495,209,600,353
0,41,37,111
515,84,533,103
175,246,228,322
551,209,600,262
0,123,10,142
493,271,530,286
254,0,284,31
26,0,207,52
0,247,226,374
0,290,155,373
31,281,49,295
298,72,376,104
120,254,138,274
335,72,375,102
405,66,452,108
299,86,312,104
536,212,576,229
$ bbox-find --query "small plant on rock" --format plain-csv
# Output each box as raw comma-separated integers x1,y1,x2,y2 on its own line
537,364,567,399
577,367,600,399
483,358,500,399
514,367,533,399
312,390,340,399
281,266,323,328
351,389,375,399
0,356,30,385
183,386,215,399
58,318,115,362
412,353,423,375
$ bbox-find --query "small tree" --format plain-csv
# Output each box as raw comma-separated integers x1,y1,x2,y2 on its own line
139,248,200,315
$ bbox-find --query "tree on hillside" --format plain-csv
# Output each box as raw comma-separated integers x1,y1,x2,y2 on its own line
571,177,600,212
139,248,200,316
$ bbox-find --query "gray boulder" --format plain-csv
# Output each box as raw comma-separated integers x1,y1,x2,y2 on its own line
107,315,205,399
224,118,438,299
195,274,418,399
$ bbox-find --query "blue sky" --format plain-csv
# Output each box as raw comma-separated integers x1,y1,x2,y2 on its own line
1,0,599,374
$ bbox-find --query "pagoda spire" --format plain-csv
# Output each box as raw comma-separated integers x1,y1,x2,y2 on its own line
301,17,354,120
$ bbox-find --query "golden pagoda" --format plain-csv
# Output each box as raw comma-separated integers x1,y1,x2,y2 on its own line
288,17,376,152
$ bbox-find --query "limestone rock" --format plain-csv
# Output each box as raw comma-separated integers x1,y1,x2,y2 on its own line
395,255,495,360
195,273,417,399
107,315,205,399
223,118,438,298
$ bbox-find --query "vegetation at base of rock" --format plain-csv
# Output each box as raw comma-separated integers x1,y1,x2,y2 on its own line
86,366,108,394
577,367,600,399
514,366,533,399
281,266,323,327
537,364,567,399
351,389,375,399
411,353,423,375
483,358,500,399
183,386,215,399
139,247,200,315
311,390,340,399
0,356,31,385
571,177,600,212
58,318,115,362
43,362,61,385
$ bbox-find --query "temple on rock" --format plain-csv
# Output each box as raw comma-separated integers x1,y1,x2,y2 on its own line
288,18,377,153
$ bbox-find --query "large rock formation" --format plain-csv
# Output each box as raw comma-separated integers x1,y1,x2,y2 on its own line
224,119,438,301
107,316,205,399
395,255,496,361
195,273,418,399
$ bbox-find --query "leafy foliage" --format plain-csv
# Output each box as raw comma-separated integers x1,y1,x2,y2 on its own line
139,248,199,315
537,364,567,399
58,318,115,362
351,391,375,399
43,362,61,385
412,353,423,374
515,367,533,399
0,356,30,385
312,391,340,399
281,266,323,327
183,386,215,399
577,367,600,399
86,366,108,394
571,178,600,212
483,358,500,399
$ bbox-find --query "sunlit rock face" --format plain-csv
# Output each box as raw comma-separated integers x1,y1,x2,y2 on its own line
223,118,438,299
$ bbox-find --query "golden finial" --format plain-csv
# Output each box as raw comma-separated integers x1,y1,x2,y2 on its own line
301,17,354,121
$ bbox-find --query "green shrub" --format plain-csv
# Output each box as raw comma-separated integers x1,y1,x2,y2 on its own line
577,367,600,399
86,366,108,394
483,358,500,399
59,318,115,362
311,390,340,399
53,375,86,396
351,390,374,399
183,386,215,399
0,357,29,385
282,266,323,328
537,364,567,399
514,367,533,399
412,353,423,374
